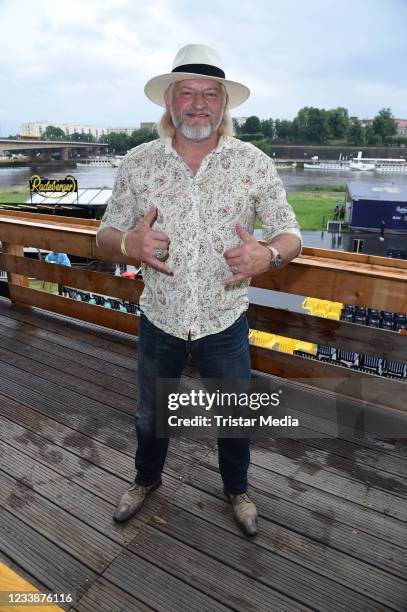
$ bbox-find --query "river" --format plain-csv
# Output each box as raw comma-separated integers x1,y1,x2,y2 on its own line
2,163,407,191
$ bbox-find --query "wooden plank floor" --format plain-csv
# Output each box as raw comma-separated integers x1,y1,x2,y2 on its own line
0,297,407,611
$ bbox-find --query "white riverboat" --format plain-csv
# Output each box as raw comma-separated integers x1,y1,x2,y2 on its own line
350,161,375,171
77,158,112,167
304,155,350,170
374,159,407,173
348,151,374,171
274,160,297,169
305,151,407,173
350,152,407,172
304,160,350,170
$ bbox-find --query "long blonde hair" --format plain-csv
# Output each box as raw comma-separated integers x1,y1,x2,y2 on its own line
156,82,235,139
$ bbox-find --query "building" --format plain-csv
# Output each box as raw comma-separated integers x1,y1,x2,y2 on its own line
355,118,407,136
395,119,407,136
19,121,152,140
139,122,156,130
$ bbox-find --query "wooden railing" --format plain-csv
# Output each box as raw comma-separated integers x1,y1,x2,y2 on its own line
0,209,406,413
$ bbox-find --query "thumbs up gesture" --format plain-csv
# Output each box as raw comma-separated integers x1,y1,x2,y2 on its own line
124,207,172,275
222,223,271,287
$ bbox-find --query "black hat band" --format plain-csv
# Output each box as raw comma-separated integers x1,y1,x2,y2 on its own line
172,63,225,79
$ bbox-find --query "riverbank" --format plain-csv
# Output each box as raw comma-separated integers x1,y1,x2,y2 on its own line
0,188,28,204
0,185,345,231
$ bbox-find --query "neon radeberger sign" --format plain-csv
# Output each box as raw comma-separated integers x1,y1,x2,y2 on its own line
29,174,78,200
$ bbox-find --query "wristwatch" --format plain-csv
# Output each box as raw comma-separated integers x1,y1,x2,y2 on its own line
265,245,282,270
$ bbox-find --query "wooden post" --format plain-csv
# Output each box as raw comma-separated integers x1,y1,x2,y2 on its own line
1,242,29,303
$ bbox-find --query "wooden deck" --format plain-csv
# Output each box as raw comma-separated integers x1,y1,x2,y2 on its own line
1,297,407,611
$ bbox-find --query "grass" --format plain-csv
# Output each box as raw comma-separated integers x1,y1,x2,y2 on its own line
302,184,346,193
0,189,29,204
254,186,346,231
287,189,345,230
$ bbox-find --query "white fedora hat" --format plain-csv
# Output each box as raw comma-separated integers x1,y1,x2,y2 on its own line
144,44,250,109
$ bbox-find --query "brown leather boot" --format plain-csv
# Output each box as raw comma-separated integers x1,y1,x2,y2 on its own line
226,491,258,536
113,479,162,523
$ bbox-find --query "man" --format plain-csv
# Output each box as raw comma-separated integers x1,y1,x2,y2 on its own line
97,44,302,537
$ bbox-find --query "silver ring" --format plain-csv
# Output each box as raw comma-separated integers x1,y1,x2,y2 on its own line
154,248,165,260
230,264,239,274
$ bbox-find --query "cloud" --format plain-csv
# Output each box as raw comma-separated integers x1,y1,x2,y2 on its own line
0,0,406,135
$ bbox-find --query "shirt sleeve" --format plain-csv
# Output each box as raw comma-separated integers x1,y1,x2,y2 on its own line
253,155,303,251
96,157,139,245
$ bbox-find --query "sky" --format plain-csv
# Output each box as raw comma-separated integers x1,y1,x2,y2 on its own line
1,0,406,135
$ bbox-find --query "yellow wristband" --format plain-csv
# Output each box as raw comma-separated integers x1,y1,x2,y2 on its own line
120,232,129,257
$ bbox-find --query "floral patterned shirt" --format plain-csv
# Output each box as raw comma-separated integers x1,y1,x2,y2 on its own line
98,136,302,340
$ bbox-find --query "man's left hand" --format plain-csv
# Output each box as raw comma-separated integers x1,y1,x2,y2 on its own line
222,223,271,287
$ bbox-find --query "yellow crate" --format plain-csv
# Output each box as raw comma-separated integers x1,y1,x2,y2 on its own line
302,297,318,311
295,340,317,355
275,337,297,354
248,329,276,348
303,297,343,319
249,330,316,355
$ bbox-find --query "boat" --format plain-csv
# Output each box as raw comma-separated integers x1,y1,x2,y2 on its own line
274,160,297,169
304,151,407,173
349,151,374,171
350,160,375,171
373,159,407,173
304,160,350,170
348,151,407,173
76,159,112,167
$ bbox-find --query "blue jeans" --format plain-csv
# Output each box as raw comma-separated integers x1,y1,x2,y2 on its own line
135,312,251,494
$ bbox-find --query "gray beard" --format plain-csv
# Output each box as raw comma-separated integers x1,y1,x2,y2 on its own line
177,122,214,142
170,105,223,142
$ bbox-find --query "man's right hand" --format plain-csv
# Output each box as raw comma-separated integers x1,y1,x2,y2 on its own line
124,207,172,275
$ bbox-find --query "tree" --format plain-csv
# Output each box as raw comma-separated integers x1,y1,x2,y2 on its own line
69,131,95,143
42,125,66,140
260,118,274,138
274,119,292,140
242,115,261,134
327,107,349,139
364,124,382,145
347,120,365,145
294,107,330,143
104,132,130,154
129,128,157,148
251,138,271,155
372,108,397,141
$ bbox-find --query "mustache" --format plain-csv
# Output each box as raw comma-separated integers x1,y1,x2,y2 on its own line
183,108,212,117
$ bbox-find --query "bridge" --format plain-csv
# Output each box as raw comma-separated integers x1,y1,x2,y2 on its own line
0,138,108,160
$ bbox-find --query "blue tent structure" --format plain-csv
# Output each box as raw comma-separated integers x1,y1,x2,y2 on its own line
345,182,407,233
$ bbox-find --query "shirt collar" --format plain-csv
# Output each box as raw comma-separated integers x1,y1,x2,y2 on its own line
163,135,228,156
